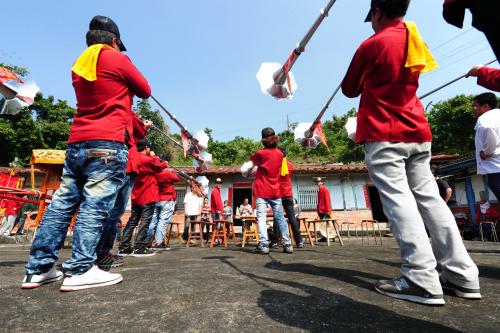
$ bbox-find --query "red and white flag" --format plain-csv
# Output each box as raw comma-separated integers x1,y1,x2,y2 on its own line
313,122,328,148
0,67,23,85
181,130,190,158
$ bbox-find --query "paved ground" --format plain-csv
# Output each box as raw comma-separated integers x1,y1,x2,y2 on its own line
0,238,499,333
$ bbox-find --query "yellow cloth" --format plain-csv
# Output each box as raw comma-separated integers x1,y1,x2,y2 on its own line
404,21,438,74
280,157,289,176
71,44,114,81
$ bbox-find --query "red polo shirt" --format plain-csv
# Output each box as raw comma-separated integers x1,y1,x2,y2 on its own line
341,21,432,144
3,199,23,216
317,185,332,214
210,186,223,214
69,49,151,144
131,154,167,207
250,148,284,199
157,169,180,202
279,160,294,198
477,67,500,92
126,112,148,174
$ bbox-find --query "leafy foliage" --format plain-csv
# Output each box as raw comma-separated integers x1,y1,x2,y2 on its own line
427,95,476,155
134,99,174,162
0,92,76,165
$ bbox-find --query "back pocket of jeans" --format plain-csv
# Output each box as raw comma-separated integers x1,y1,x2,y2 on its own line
86,148,117,163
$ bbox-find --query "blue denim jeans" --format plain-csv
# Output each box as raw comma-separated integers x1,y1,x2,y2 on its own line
256,197,290,246
147,200,176,245
25,141,128,275
96,173,136,256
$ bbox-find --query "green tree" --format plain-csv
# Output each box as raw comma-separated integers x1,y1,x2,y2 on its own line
277,108,364,164
427,95,476,155
30,94,76,150
134,99,174,161
0,105,43,165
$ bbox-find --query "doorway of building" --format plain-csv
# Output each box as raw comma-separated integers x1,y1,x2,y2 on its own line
232,188,252,214
367,185,388,222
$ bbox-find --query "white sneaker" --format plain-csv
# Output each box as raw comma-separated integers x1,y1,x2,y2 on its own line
60,265,123,292
21,267,64,289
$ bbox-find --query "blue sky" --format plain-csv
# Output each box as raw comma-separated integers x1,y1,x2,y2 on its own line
2,0,496,141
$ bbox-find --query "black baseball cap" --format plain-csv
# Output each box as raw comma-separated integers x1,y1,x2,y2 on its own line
364,0,410,22
89,15,127,51
261,127,276,139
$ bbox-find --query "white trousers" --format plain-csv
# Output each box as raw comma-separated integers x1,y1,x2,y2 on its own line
0,215,16,235
365,142,479,295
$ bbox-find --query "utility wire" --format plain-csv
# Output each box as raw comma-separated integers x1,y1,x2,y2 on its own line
430,27,474,52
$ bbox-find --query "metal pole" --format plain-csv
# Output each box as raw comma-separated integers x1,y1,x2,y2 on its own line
419,59,496,100
274,0,338,85
305,83,342,138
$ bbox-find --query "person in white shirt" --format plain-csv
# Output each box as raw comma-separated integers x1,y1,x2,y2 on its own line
182,186,204,242
473,92,500,200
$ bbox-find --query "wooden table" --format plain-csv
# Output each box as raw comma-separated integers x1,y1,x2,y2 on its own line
306,218,344,246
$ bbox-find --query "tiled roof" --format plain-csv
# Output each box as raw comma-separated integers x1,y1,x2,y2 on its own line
173,163,367,175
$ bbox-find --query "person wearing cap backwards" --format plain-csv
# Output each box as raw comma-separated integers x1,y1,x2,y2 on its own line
341,0,480,305
22,16,151,291
119,139,167,257
315,177,332,220
250,128,293,254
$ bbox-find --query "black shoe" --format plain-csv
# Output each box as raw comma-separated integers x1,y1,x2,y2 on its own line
375,277,445,305
96,253,124,270
269,242,279,249
151,245,171,252
441,278,481,299
254,244,270,254
297,242,304,248
117,248,133,257
131,248,156,257
283,244,293,254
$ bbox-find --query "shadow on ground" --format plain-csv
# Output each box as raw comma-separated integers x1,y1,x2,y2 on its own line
204,256,459,333
0,260,27,267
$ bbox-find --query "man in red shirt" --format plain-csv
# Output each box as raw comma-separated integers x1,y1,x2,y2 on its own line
0,199,24,236
315,177,332,220
341,0,480,305
23,16,151,291
250,128,293,254
119,140,167,257
467,65,500,92
210,178,224,220
146,168,180,250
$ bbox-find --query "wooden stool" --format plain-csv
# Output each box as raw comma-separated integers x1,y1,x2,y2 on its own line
298,217,315,247
187,220,213,247
210,220,237,247
479,220,499,242
340,220,358,240
165,221,183,247
361,219,383,245
241,216,259,247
